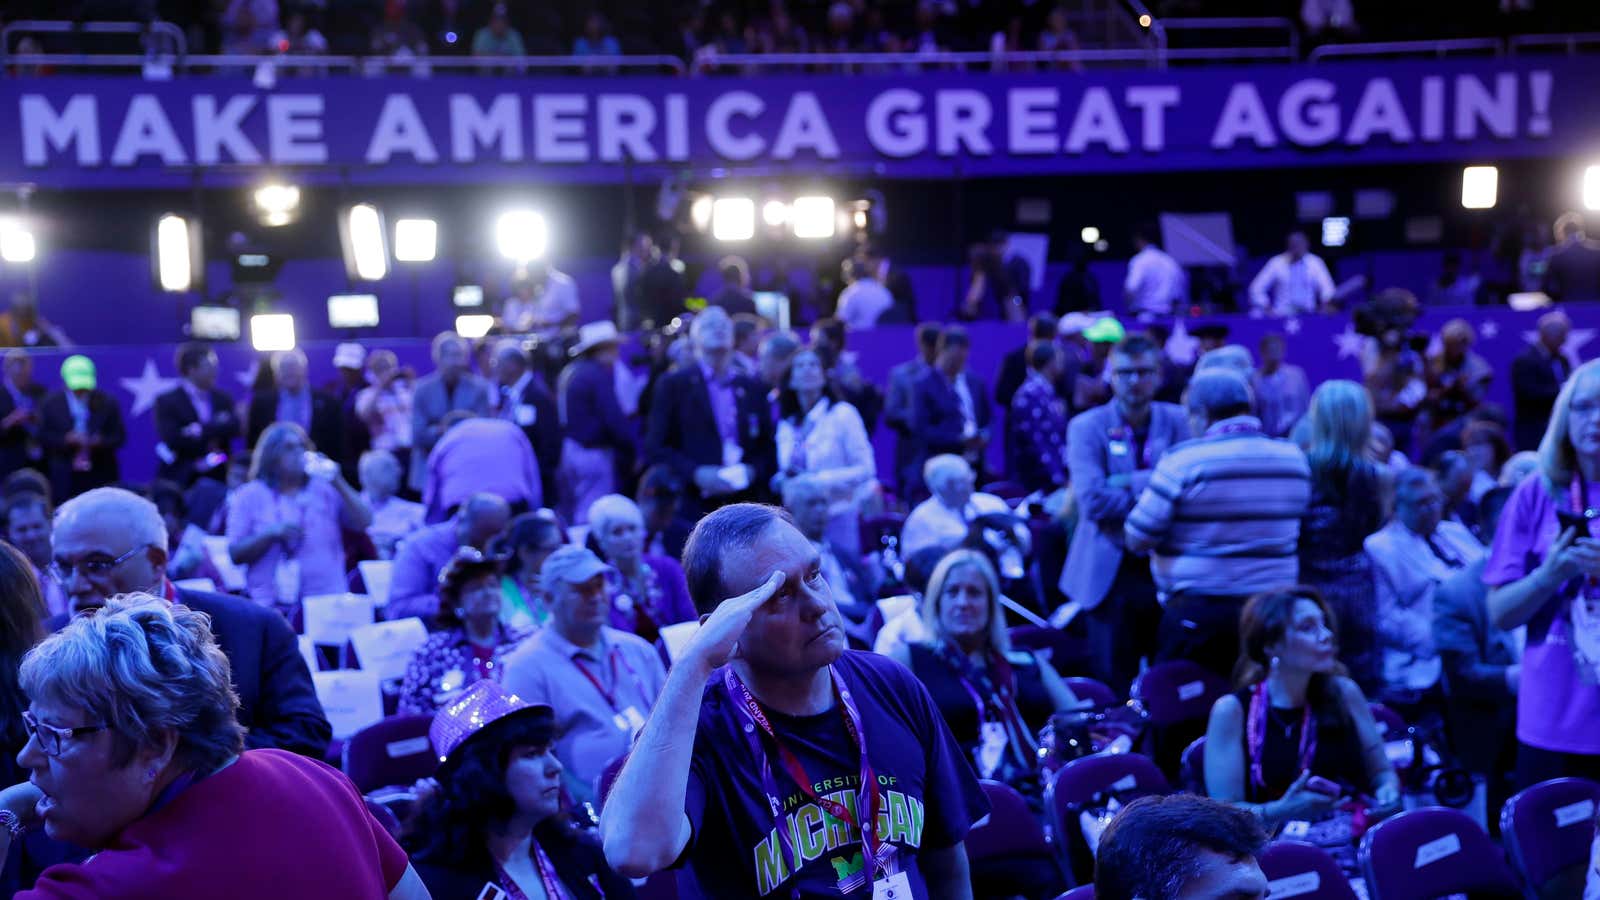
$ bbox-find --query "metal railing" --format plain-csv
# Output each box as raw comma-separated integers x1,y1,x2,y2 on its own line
1,19,186,54
1307,37,1503,62
1161,16,1298,61
1508,31,1600,55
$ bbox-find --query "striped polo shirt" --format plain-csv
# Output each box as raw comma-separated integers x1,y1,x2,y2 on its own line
1124,416,1311,598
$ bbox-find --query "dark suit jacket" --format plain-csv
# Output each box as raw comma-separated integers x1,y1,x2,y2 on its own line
0,380,46,479
644,364,776,512
38,389,125,499
1511,344,1572,452
1433,559,1517,775
908,369,992,496
154,384,242,485
506,376,562,510
246,389,345,462
49,589,333,757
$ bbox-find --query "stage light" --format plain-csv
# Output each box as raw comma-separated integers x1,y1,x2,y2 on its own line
853,209,869,230
0,218,36,264
495,210,548,263
155,214,198,292
394,218,437,262
1080,226,1101,244
1138,14,1152,27
343,204,388,281
250,313,296,352
328,293,380,328
1585,165,1600,211
1321,216,1350,247
712,197,756,241
1461,166,1498,209
253,182,300,227
791,196,836,239
455,314,495,338
762,200,789,228
690,195,714,232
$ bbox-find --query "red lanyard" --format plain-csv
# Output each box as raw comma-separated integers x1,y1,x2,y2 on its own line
724,666,891,896
494,838,575,900
570,644,643,713
1246,682,1316,794
936,643,1038,770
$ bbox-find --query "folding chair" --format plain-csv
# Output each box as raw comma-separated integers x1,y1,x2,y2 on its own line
1129,660,1228,778
1062,677,1119,713
341,714,437,794
1258,840,1360,900
1044,752,1171,885
1358,807,1521,900
1500,776,1600,900
967,780,1068,898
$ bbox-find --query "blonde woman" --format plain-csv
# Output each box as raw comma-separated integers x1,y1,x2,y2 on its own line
891,550,1077,793
1487,360,1600,787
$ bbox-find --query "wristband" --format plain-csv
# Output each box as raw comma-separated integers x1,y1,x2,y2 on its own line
0,809,28,839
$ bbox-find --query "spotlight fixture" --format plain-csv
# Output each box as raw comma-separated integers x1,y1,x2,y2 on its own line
1460,166,1498,210
0,218,36,264
342,203,388,281
155,213,201,292
394,218,438,262
455,314,495,338
1080,226,1101,244
762,200,789,228
253,182,300,227
711,198,756,242
250,313,296,352
1584,165,1600,212
791,196,836,240
495,210,548,263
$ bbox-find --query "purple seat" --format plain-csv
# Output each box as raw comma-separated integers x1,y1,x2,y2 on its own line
1501,776,1600,900
1063,677,1119,712
1368,703,1408,741
1258,841,1359,900
1009,625,1089,672
967,780,1053,862
1054,887,1095,900
341,714,437,794
1180,736,1207,794
1130,661,1228,727
1358,807,1521,900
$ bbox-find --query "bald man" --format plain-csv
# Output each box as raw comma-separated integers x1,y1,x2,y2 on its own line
387,492,511,623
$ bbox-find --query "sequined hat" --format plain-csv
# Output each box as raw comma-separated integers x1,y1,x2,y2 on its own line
429,680,553,767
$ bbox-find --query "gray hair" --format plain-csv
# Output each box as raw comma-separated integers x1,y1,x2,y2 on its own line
587,493,643,534
20,594,243,772
759,330,801,362
691,306,733,342
358,448,402,485
55,487,167,554
270,348,307,376
923,454,973,494
1184,370,1255,422
249,421,311,485
431,331,465,361
781,473,826,508
1194,344,1254,375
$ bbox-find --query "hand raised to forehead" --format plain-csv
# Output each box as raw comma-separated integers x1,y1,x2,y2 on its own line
686,571,786,670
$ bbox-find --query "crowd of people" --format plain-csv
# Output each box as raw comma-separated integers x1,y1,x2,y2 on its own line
0,248,1595,895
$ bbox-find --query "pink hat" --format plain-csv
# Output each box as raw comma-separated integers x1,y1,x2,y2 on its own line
429,680,552,766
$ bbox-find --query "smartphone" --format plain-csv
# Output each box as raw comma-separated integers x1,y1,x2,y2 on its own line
1306,776,1342,798
1557,509,1598,538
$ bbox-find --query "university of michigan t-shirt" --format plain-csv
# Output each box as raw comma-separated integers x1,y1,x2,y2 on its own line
678,650,989,898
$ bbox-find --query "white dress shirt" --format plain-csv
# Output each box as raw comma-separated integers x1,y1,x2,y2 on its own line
837,277,896,329
900,492,1011,559
1124,245,1185,316
1249,252,1336,317
1365,518,1485,692
776,398,878,512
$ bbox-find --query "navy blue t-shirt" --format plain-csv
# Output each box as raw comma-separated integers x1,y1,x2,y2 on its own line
678,650,990,898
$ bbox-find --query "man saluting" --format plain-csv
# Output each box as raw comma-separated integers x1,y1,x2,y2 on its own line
602,503,988,898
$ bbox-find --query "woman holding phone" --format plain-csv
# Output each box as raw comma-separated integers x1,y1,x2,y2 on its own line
1486,360,1600,788
1204,587,1401,830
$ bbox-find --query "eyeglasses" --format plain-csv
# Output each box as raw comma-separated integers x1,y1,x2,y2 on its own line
1111,366,1158,380
48,545,147,585
22,710,107,758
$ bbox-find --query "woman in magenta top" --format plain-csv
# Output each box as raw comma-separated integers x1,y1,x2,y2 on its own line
0,595,427,899
1486,359,1600,788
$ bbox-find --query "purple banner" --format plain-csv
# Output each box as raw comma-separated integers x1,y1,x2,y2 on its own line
2,57,1596,187
13,304,1598,486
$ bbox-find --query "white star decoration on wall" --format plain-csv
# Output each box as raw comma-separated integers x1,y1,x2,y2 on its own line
1479,321,1499,340
1283,318,1302,335
119,359,177,418
1333,325,1366,360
